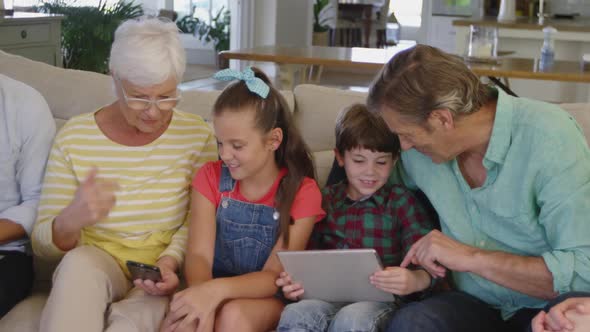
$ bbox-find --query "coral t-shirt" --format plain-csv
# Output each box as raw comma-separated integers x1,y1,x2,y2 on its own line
193,160,325,222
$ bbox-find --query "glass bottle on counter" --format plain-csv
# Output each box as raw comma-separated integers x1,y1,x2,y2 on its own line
467,25,498,59
539,26,557,71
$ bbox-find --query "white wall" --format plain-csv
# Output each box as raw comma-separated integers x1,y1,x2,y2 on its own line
180,34,216,65
252,0,312,47
137,0,165,16
421,0,484,51
231,0,258,50
275,0,313,46
237,0,313,74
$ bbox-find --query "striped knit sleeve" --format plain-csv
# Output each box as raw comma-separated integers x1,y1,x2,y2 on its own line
32,137,77,260
158,124,218,265
158,206,189,264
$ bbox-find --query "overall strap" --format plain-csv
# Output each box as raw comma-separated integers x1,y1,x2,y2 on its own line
218,163,237,193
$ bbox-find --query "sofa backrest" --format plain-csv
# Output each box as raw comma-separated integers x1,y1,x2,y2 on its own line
559,103,590,141
293,84,368,151
292,84,367,184
0,50,115,128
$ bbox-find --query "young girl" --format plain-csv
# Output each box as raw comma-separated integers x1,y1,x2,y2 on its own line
160,67,325,332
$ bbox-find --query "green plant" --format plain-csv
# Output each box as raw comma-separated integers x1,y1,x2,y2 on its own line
38,0,143,73
177,6,230,53
313,0,335,33
176,14,197,34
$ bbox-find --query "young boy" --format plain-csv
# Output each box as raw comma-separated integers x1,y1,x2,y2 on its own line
276,104,437,332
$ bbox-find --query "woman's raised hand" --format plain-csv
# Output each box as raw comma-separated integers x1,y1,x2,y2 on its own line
64,167,119,229
52,167,120,251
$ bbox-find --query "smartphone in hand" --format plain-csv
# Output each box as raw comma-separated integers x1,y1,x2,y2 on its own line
126,260,162,282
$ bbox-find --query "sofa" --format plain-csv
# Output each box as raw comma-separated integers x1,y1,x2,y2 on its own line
1,49,590,331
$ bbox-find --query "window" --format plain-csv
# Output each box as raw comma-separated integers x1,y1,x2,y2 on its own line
14,0,118,7
390,0,422,28
13,0,36,7
14,0,227,17
174,0,228,23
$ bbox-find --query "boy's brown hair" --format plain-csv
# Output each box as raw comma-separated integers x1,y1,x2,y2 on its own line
335,103,401,157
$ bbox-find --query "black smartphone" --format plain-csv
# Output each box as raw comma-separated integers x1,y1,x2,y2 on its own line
126,260,162,282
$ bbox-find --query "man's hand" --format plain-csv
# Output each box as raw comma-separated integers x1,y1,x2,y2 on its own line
276,271,304,301
532,298,590,332
400,230,478,278
370,267,431,296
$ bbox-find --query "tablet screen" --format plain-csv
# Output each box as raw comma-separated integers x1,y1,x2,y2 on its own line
277,249,394,302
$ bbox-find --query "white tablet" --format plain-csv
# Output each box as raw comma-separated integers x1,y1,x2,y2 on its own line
277,249,394,302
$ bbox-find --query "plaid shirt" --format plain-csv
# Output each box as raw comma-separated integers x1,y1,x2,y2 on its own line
308,179,435,267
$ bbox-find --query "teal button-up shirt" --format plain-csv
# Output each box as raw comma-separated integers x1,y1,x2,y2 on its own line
395,90,590,319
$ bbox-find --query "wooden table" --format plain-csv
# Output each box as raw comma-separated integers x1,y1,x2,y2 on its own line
465,57,590,83
220,43,416,89
221,43,414,70
465,58,590,96
220,44,590,92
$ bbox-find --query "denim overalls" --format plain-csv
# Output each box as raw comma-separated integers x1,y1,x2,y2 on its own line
212,165,280,278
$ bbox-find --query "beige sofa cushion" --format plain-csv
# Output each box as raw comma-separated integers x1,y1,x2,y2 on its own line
293,84,366,186
313,150,336,187
293,84,366,153
0,50,115,124
560,103,590,143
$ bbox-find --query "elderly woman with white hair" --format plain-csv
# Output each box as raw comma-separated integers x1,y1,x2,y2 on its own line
31,17,217,332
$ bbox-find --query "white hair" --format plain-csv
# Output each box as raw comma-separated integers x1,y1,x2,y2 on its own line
109,17,186,86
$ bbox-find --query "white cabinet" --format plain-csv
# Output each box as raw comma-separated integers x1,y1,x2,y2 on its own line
0,13,64,67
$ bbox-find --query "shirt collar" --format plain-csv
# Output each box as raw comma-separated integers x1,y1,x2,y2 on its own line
484,89,514,166
332,180,390,207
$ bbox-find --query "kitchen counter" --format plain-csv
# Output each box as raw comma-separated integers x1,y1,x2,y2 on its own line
451,16,590,102
452,16,590,33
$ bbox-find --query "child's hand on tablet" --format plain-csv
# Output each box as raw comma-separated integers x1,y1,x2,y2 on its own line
370,267,431,296
276,272,305,301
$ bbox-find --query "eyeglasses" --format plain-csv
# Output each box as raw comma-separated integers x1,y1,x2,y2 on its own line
117,78,181,111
